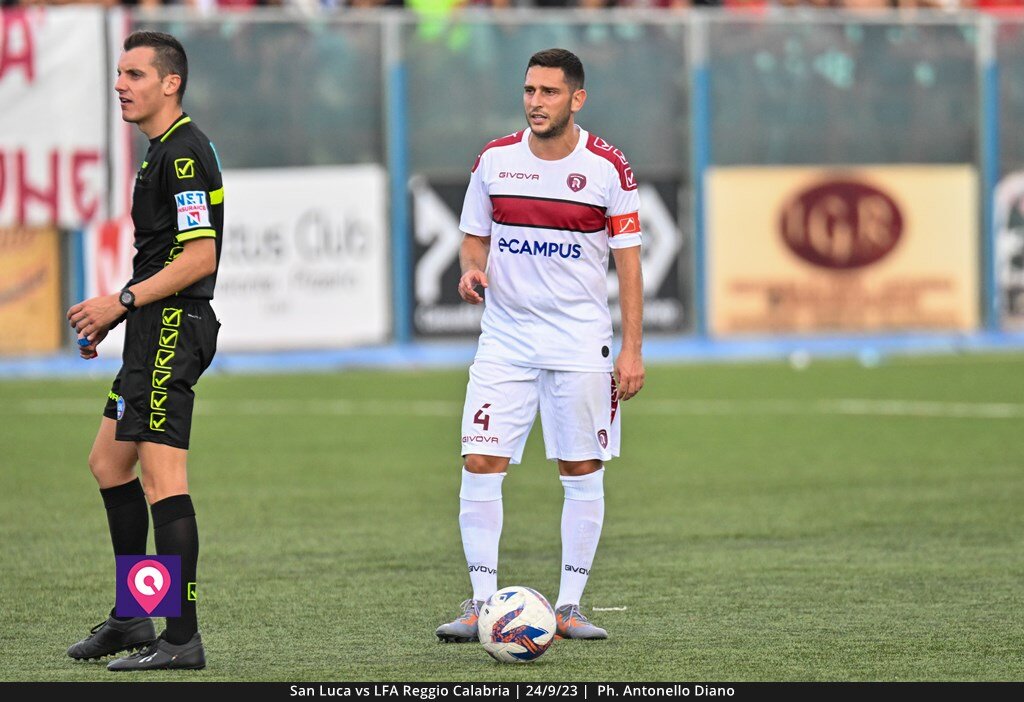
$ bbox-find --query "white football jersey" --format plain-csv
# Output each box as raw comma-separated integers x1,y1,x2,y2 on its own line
460,126,642,372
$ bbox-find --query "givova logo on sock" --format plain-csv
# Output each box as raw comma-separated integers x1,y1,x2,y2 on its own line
115,556,181,617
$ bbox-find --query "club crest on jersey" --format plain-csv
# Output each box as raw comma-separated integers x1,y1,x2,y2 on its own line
567,173,587,192
597,429,608,449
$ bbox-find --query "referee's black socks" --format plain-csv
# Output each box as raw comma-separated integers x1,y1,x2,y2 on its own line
100,479,149,621
152,494,200,645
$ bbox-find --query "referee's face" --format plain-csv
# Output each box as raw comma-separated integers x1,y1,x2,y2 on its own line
115,47,177,129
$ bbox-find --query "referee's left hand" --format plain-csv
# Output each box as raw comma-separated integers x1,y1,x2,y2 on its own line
68,294,122,342
77,328,108,360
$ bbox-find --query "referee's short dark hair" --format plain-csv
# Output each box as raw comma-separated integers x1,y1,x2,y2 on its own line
124,31,188,103
527,49,585,92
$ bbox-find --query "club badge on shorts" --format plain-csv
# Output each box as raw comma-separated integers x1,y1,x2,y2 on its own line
116,395,126,421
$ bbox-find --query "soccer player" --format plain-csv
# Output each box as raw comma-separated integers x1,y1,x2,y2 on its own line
436,48,645,643
65,31,223,671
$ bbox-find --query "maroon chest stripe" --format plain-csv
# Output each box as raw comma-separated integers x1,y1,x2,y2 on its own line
491,195,607,234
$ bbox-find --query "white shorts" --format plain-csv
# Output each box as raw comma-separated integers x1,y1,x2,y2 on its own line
460,360,621,464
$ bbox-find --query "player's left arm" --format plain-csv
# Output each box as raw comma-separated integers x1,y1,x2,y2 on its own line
612,245,644,401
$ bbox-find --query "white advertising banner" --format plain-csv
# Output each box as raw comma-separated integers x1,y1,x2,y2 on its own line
215,165,390,351
0,7,108,228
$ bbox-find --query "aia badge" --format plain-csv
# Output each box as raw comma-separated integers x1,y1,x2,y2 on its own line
115,555,181,617
567,173,587,192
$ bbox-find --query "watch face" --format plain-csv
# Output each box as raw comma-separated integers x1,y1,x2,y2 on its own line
120,291,133,306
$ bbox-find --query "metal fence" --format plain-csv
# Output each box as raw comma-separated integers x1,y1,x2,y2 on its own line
125,9,1022,340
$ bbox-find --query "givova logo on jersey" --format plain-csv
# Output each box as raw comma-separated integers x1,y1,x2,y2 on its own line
499,171,539,180
498,237,582,259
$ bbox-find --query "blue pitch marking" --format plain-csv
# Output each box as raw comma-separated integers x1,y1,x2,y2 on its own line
3,331,1024,379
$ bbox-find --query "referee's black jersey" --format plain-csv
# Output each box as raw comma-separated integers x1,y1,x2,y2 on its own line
129,113,224,300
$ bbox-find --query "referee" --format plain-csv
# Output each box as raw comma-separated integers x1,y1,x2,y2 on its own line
66,31,223,671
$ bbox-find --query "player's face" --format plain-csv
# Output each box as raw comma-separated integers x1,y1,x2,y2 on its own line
523,66,585,140
114,47,178,127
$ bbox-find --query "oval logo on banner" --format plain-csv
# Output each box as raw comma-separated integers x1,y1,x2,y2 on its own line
779,179,903,269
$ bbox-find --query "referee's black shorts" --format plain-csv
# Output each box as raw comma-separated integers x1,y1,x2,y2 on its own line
103,299,220,450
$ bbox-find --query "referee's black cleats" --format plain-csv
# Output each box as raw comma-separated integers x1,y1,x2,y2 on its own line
107,631,206,671
67,616,156,661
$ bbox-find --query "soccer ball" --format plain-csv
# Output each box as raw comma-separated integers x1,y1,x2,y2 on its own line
477,586,556,663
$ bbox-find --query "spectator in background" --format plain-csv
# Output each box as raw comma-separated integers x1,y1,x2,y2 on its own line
840,0,895,9
407,0,466,17
971,0,1024,12
0,0,278,6
348,0,406,6
184,0,285,10
407,0,473,48
11,0,121,5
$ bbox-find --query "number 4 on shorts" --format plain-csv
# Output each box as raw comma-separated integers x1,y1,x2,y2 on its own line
474,404,492,432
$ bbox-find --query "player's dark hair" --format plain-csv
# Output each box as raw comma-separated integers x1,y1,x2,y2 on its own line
124,31,188,103
527,48,585,92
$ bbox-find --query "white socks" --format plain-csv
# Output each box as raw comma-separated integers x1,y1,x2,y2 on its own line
458,468,505,603
458,467,606,608
556,468,605,609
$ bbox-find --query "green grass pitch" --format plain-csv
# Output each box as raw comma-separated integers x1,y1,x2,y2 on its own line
1,353,1023,681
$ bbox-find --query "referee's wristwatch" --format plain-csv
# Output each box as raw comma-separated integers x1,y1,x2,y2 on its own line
118,288,137,312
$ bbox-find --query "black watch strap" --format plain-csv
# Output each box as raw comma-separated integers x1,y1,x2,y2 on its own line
119,288,137,312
